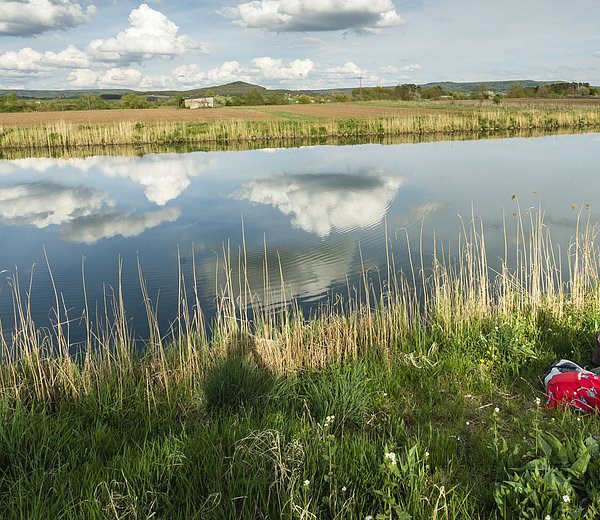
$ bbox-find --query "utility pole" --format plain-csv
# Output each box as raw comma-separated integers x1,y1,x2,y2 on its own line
354,76,364,100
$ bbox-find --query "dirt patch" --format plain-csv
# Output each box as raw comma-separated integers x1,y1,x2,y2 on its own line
0,107,284,127
255,104,459,118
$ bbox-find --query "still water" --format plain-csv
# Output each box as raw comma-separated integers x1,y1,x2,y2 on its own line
0,132,598,341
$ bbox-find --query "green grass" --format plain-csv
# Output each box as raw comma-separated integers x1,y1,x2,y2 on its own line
3,205,600,517
2,321,600,519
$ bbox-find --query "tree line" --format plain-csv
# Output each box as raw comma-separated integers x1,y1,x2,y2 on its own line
1,81,598,113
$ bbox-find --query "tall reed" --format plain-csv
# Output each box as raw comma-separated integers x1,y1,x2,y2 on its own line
1,204,600,408
1,107,599,150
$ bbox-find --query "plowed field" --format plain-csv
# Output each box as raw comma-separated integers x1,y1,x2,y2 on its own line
0,107,284,127
0,104,458,128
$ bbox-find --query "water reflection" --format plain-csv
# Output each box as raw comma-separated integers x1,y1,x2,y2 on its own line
0,132,598,343
0,182,114,228
237,171,402,236
59,207,181,244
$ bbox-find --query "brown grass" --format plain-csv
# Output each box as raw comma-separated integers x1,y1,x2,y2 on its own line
254,104,462,117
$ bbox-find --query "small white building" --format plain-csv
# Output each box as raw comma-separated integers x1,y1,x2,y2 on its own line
184,97,214,109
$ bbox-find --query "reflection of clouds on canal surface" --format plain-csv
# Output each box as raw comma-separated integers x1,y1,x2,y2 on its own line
198,239,356,307
59,207,181,244
90,154,215,206
394,202,443,228
236,171,403,237
0,182,114,228
0,153,216,206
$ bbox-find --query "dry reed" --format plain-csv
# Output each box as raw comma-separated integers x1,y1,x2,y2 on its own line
1,108,598,150
1,204,600,408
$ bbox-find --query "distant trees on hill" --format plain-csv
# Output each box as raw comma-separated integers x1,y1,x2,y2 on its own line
507,82,598,98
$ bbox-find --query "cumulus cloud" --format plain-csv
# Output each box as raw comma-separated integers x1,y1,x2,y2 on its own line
0,182,113,228
59,207,181,244
87,3,207,63
222,0,405,33
0,45,91,73
172,61,249,86
236,171,402,237
67,68,98,87
0,0,95,37
595,51,600,57
251,57,314,79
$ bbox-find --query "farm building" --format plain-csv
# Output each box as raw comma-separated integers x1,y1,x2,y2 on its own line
184,97,214,109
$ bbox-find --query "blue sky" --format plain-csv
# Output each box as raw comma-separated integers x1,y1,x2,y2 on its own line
0,0,598,90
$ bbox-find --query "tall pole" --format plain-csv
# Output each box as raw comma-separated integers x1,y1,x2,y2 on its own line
358,76,363,100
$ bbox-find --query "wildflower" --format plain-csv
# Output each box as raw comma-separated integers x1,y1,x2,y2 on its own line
383,392,388,397
535,397,541,406
466,421,470,426
366,516,373,520
494,407,500,413
545,516,551,520
563,495,571,503
384,452,397,465
303,479,310,487
577,417,581,422
425,451,430,457
341,486,347,492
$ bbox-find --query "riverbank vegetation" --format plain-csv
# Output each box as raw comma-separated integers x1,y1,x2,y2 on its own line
3,206,600,518
1,104,599,150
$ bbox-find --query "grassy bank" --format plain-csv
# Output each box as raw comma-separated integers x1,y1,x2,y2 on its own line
1,105,599,149
0,127,588,160
3,208,600,518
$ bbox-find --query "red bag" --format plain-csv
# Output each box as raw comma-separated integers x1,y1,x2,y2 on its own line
545,371,600,413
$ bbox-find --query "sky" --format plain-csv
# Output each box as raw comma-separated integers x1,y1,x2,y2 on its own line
0,0,598,91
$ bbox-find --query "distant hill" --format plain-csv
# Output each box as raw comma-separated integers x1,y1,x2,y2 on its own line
418,80,560,94
1,79,596,100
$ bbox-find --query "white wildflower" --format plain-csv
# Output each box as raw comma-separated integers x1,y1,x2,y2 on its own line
303,479,310,487
384,452,397,465
563,495,571,503
494,407,500,413
341,486,347,492
466,421,470,426
425,451,430,457
366,516,373,520
535,397,541,406
545,516,551,520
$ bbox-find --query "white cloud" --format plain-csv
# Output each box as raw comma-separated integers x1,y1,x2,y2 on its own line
379,65,399,74
0,0,95,37
319,61,381,85
87,3,207,63
172,61,249,86
237,171,402,237
595,51,600,57
290,37,328,47
59,207,181,244
251,57,314,80
0,45,91,72
0,182,113,228
223,0,405,33
401,64,421,72
67,68,98,87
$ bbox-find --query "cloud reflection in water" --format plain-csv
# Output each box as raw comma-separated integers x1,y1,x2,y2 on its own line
59,207,182,244
0,182,114,228
237,171,403,237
